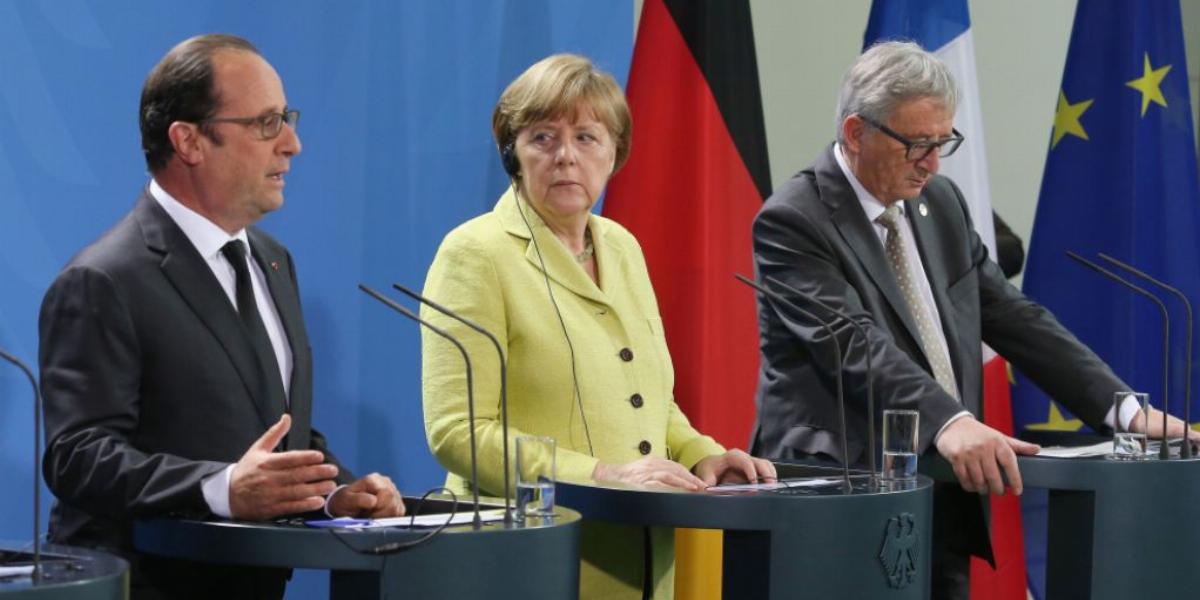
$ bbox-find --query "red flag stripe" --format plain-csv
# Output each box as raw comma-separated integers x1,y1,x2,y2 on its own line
604,0,761,449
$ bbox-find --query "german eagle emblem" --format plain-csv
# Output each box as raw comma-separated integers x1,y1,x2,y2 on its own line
879,513,919,588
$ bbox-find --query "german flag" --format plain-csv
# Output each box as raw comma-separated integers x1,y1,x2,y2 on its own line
602,1,770,596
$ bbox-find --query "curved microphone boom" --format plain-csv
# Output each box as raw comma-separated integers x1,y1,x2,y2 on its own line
760,276,879,487
0,347,42,582
392,282,513,523
734,274,851,492
1097,253,1194,458
358,284,483,528
1066,251,1172,459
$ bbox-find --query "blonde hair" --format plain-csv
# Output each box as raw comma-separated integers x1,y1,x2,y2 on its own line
492,54,632,175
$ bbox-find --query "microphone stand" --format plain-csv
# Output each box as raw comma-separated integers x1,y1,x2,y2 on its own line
761,276,879,489
734,275,851,492
0,348,42,583
1066,252,1172,459
392,283,513,523
1097,253,1194,458
358,285,483,528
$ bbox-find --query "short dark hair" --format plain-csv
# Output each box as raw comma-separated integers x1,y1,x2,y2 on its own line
139,34,259,173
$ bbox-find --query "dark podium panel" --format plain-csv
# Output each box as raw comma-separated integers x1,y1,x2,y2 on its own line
0,543,127,600
558,463,933,599
133,501,581,599
923,445,1200,599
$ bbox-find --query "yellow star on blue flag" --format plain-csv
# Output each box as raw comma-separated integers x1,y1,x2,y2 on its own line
1051,91,1093,149
1126,52,1172,117
1024,402,1084,432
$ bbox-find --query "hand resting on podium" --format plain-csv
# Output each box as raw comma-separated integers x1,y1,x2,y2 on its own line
936,407,1200,497
592,450,777,491
935,416,1039,497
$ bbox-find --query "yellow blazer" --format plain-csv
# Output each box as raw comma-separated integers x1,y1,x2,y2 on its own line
421,188,725,599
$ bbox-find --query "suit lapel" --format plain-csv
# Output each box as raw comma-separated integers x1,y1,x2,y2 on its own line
592,218,625,298
495,187,611,307
135,193,284,432
247,231,311,451
816,149,925,354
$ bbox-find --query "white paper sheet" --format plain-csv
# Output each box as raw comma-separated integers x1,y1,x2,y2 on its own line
0,565,35,578
325,508,508,529
1035,441,1112,458
707,477,843,493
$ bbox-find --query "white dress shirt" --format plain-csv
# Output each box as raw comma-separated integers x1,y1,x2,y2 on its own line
149,179,294,517
832,145,972,440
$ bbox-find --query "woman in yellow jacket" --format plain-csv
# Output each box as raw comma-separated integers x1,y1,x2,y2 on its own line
421,54,775,599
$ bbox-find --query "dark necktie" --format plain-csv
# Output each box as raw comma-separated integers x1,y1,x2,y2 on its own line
220,240,289,435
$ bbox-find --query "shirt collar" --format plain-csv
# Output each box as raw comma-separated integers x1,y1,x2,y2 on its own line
833,143,903,223
149,179,249,259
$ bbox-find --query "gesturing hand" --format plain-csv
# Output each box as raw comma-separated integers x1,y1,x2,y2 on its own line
593,457,708,491
935,417,1039,496
229,414,339,520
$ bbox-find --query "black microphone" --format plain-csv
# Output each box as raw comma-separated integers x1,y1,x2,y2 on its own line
758,276,879,487
734,274,851,491
0,347,42,582
392,282,513,523
1097,253,1194,458
1066,251,1172,459
358,284,483,528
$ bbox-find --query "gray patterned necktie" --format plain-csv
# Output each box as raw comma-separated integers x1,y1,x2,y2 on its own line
877,205,959,399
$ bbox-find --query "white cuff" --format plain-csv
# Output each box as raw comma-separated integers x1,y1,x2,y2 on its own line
323,484,349,518
1106,394,1144,430
933,411,973,445
200,463,237,518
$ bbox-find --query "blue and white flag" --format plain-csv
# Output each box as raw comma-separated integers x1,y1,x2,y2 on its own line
864,0,996,255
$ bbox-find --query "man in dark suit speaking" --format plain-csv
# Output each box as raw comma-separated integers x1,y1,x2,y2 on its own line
39,34,403,599
749,41,1192,598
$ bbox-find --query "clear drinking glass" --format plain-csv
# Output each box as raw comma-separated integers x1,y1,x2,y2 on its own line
881,409,919,481
515,435,556,518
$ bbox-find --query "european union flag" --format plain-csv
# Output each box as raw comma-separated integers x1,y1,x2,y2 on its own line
1015,0,1200,435
1015,4,1200,597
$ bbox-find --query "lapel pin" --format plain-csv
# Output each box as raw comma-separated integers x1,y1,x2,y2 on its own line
270,261,280,271
918,203,929,217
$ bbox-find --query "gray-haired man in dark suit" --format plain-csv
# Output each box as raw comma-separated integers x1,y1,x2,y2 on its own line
748,40,1191,599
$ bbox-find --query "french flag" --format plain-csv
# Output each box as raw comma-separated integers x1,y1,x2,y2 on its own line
865,2,1027,599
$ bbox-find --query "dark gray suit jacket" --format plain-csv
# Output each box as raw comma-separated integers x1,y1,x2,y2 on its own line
751,146,1123,462
750,146,1127,559
39,189,350,598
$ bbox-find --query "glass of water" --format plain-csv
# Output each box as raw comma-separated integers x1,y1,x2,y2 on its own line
882,409,919,482
515,435,556,518
1110,392,1149,460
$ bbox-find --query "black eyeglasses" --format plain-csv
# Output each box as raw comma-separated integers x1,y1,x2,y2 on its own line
859,114,963,161
201,108,300,140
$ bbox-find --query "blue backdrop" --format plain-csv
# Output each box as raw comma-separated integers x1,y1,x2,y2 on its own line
0,2,630,596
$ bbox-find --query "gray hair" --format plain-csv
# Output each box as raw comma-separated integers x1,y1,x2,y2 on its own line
834,41,958,143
